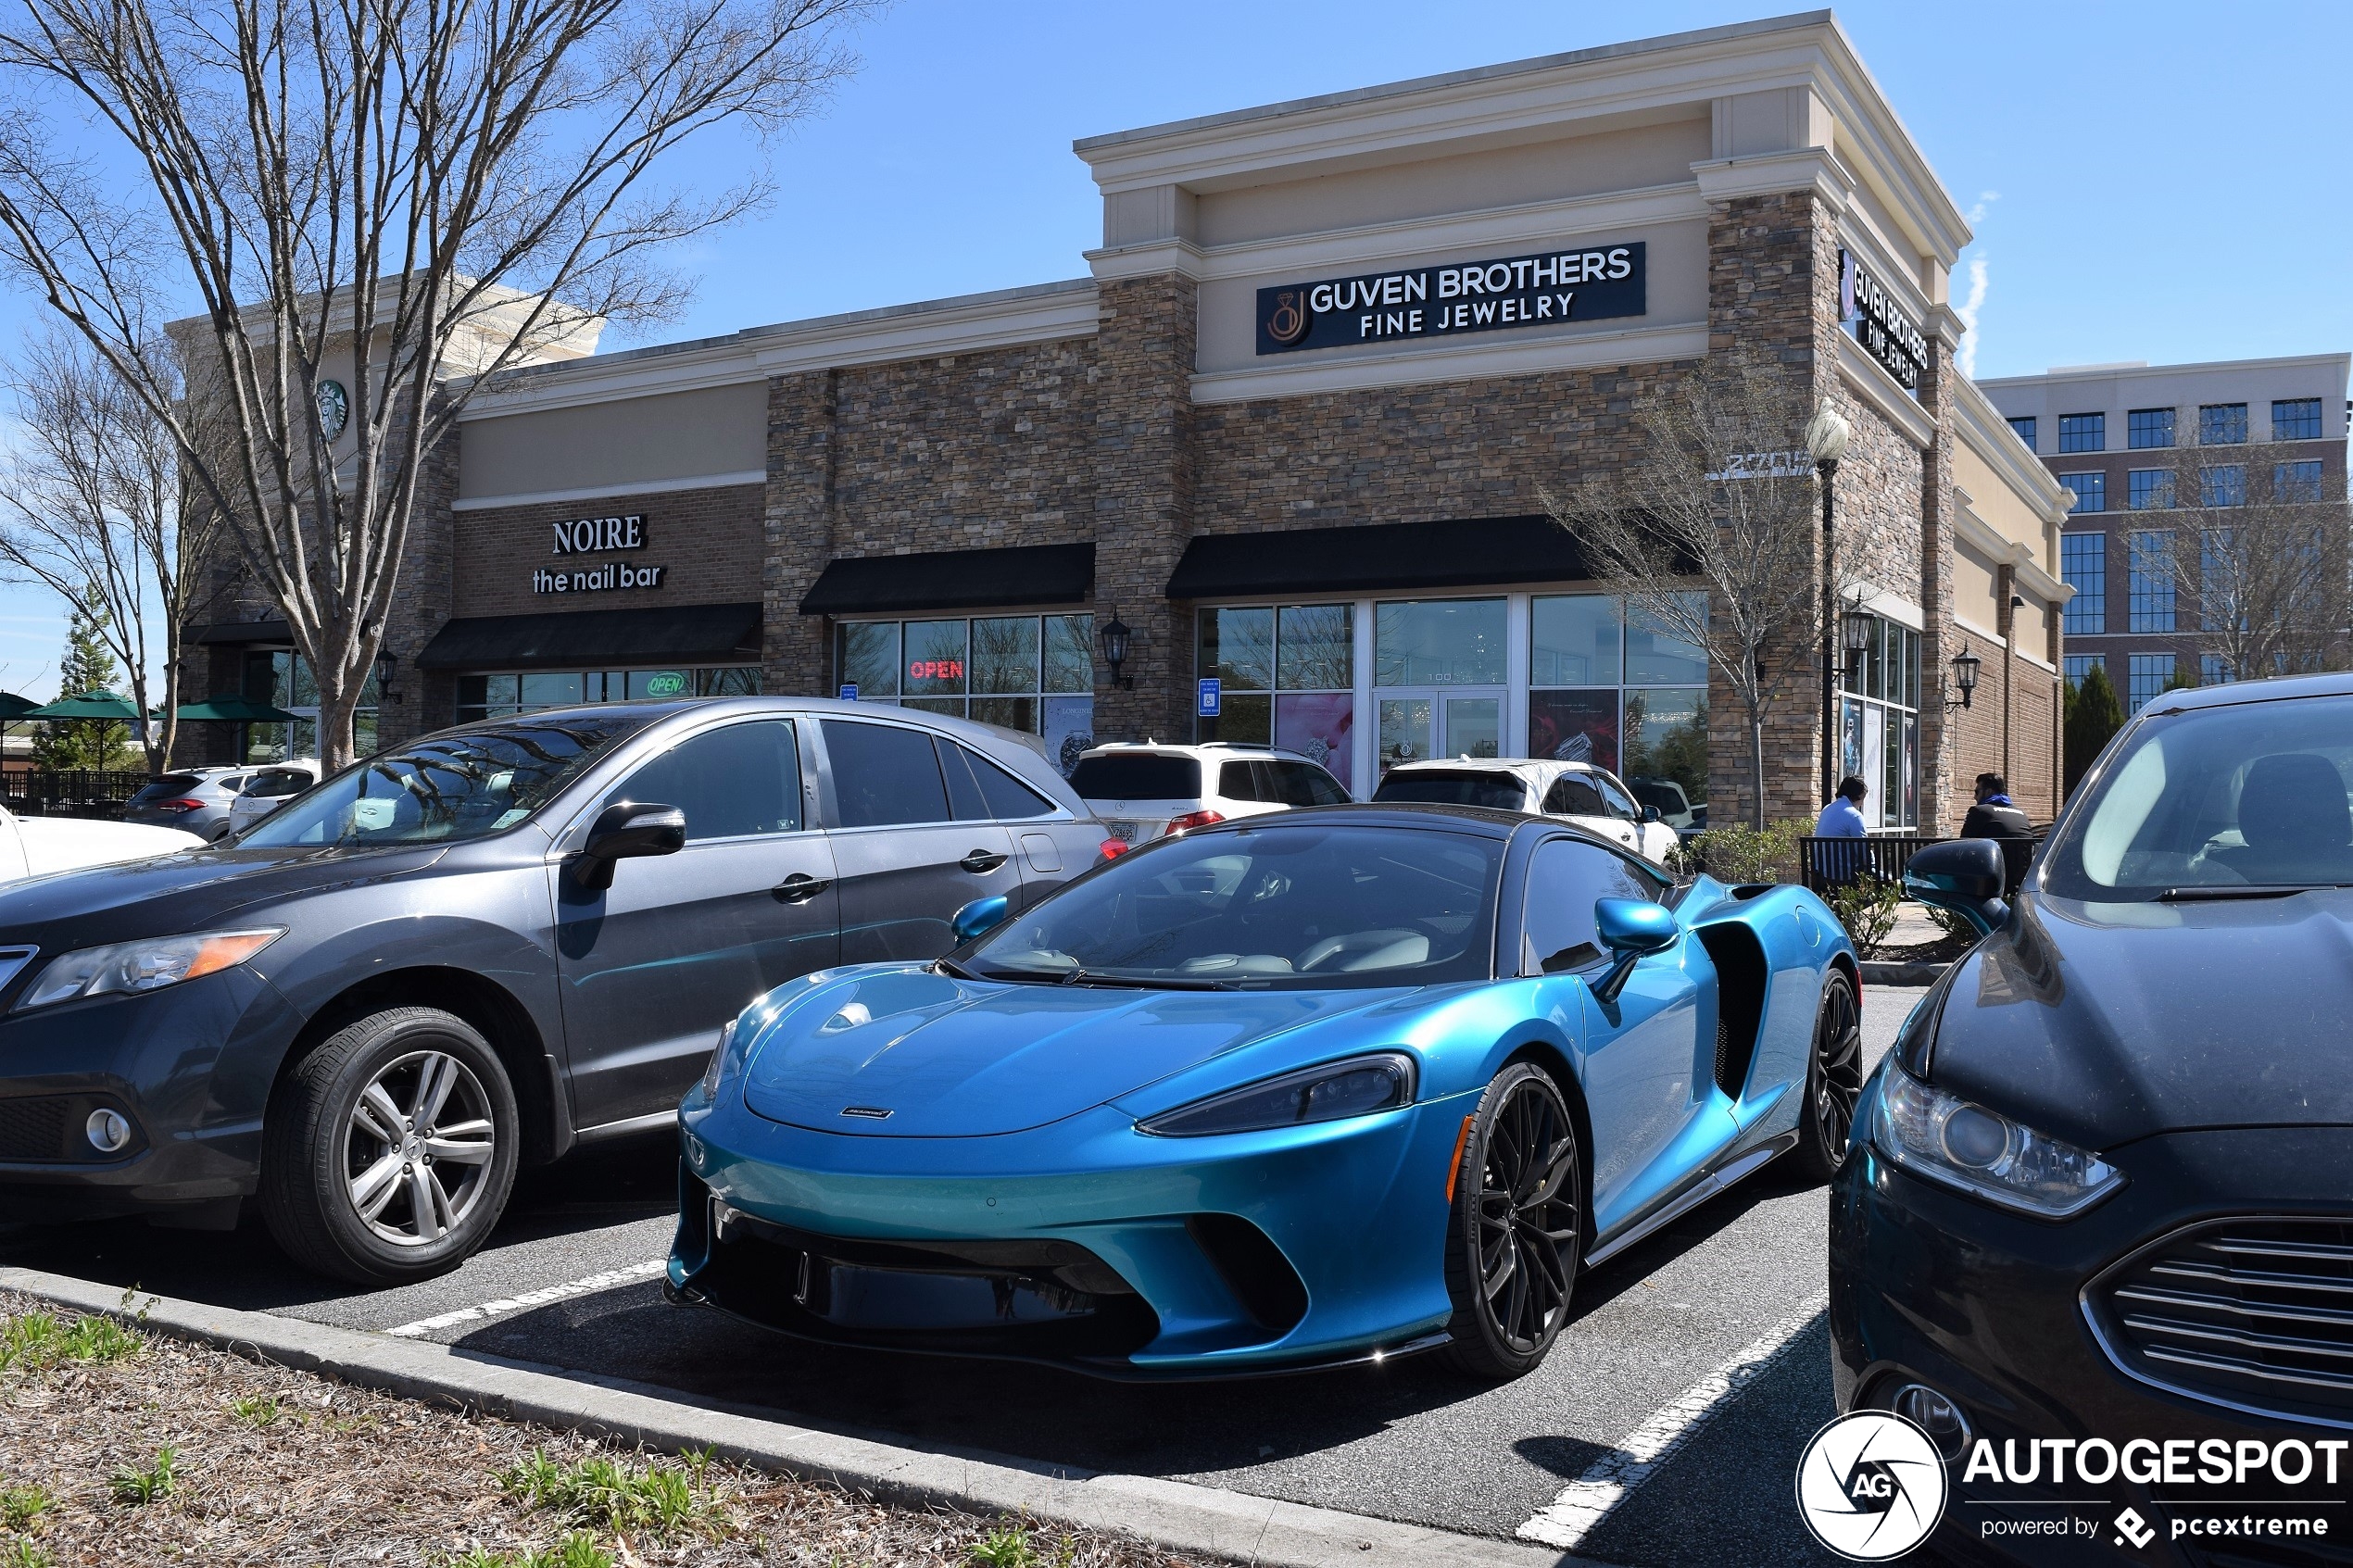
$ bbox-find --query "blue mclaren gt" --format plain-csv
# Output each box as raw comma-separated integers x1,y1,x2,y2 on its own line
670,805,1860,1380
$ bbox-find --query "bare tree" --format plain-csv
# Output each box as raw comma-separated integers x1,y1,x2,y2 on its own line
2145,445,2349,683
1544,347,1861,829
0,0,869,768
0,330,222,771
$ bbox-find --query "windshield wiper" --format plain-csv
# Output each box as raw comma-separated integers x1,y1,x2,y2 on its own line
1060,969,1238,991
933,956,982,980
2158,884,2346,901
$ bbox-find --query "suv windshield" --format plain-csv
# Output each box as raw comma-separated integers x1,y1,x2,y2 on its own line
963,821,1502,989
1372,771,1528,811
2042,692,2353,899
1067,753,1202,801
237,714,650,848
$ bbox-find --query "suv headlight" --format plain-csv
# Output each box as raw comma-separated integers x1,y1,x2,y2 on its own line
1869,1060,2121,1218
14,929,284,1012
1137,1052,1416,1137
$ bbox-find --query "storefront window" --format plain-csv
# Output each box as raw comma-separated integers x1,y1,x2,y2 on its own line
454,667,761,726
242,650,382,763
833,613,1094,775
1375,599,1506,686
1838,615,1922,829
1195,604,1354,790
1525,594,1707,824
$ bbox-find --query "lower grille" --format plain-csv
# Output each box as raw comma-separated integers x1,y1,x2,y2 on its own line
0,1097,69,1160
2089,1217,2353,1425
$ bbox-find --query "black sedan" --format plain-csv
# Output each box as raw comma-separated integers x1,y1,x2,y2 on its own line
1831,672,2353,1560
0,698,1109,1283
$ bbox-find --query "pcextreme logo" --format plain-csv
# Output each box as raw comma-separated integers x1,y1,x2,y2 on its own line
1795,1411,1949,1561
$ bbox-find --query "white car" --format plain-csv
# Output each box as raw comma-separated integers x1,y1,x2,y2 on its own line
225,759,323,837
1067,741,1352,848
0,803,199,881
1372,757,1680,865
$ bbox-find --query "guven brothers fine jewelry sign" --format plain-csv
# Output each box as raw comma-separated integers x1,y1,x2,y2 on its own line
1255,242,1646,356
533,512,668,594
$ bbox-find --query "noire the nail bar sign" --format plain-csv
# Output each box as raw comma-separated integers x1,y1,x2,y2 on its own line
1255,242,1646,356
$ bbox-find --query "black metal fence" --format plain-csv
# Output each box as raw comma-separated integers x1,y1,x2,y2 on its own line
1,770,154,820
1797,834,1946,893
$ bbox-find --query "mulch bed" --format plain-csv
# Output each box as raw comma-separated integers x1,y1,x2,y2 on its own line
0,1288,1199,1567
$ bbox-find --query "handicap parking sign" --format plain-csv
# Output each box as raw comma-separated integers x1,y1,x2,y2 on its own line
838,684,858,702
1197,679,1221,717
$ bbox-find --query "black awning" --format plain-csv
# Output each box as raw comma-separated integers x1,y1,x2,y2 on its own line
416,602,761,671
799,542,1093,616
1164,516,1592,599
195,618,293,646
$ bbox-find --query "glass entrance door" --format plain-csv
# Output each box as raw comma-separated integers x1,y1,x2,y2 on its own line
1378,688,1504,773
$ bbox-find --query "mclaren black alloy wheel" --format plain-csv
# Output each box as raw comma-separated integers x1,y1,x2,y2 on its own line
1442,1062,1584,1381
1793,969,1862,1184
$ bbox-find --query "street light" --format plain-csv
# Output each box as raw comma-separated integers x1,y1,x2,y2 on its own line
1806,403,1853,800
1098,609,1134,690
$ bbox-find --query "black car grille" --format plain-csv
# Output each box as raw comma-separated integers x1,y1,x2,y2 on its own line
2091,1218,2353,1424
0,1096,68,1160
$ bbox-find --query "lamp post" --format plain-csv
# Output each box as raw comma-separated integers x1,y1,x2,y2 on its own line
1806,403,1854,801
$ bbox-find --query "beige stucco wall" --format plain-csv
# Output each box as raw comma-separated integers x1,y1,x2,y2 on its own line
1955,439,2055,575
457,382,767,501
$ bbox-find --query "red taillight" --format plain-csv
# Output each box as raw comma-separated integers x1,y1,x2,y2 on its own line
159,799,204,811
1164,809,1226,835
1098,838,1128,859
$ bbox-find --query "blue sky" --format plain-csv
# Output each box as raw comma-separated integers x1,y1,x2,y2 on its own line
2,0,2347,697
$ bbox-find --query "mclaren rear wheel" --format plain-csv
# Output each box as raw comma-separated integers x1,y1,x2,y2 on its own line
1793,969,1862,1184
1441,1062,1583,1381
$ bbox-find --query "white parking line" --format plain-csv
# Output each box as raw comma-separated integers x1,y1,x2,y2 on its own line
384,1259,668,1338
1516,1294,1829,1549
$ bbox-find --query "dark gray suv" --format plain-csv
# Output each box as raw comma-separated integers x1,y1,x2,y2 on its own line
0,698,1110,1282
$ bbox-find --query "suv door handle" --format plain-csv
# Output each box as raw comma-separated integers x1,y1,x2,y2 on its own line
774,873,831,903
960,848,1009,874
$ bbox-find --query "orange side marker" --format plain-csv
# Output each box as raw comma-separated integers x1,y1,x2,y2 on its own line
1443,1113,1477,1203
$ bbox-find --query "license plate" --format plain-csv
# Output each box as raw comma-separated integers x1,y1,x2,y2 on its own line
1105,821,1137,842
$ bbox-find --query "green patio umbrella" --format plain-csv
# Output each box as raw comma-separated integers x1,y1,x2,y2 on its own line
0,693,38,721
175,695,301,722
23,690,144,721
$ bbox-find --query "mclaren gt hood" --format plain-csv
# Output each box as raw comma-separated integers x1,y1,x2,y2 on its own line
1928,887,2353,1150
738,964,1411,1136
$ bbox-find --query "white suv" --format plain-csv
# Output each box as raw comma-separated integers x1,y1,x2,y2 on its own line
1067,742,1352,848
1371,757,1680,865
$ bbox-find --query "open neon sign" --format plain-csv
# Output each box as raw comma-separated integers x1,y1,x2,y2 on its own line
909,659,964,681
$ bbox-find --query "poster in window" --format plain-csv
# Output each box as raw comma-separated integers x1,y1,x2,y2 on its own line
1528,690,1618,771
1276,692,1354,793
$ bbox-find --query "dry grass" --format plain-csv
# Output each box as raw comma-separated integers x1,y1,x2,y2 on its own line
0,1289,1201,1568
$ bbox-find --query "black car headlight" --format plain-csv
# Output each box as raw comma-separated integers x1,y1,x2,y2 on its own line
14,928,284,1012
1137,1052,1416,1137
1869,1060,2122,1219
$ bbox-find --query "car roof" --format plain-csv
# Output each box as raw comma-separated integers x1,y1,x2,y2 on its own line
1382,757,1597,778
1077,740,1323,762
2139,669,2353,718
1168,800,1651,847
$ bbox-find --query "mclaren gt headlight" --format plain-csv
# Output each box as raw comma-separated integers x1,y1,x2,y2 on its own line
1137,1053,1416,1137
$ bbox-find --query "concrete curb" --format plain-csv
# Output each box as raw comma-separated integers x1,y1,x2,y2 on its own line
0,1265,1591,1568
1858,960,1947,986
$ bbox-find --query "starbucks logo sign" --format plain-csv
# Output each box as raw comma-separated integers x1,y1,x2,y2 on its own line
316,380,349,438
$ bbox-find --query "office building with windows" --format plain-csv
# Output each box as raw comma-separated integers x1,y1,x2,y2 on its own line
187,14,2070,830
1982,355,2351,713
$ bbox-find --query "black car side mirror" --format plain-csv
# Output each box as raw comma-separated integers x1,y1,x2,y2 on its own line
1903,837,2008,936
576,801,686,891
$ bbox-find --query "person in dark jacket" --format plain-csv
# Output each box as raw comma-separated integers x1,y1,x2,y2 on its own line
1960,772,2036,895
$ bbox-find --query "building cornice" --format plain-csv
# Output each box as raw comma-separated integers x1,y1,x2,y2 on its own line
459,280,1101,419
1188,320,1707,405
1076,13,1967,268
1955,493,2074,603
451,470,766,512
1690,147,1850,212
1976,350,2353,390
1952,376,2073,524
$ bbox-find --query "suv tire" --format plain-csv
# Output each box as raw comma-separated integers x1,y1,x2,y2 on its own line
259,1007,520,1285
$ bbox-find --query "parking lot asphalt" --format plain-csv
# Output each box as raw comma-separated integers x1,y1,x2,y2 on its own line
0,984,1928,1565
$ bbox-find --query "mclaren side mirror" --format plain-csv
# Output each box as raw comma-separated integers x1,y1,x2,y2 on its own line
951,894,1011,944
1592,897,1678,1004
576,800,686,891
1904,837,2008,936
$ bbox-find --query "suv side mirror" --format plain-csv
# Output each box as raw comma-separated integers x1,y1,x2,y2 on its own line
1904,837,2007,936
576,801,686,891
1592,897,1678,1004
1641,804,1663,824
951,894,1011,944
